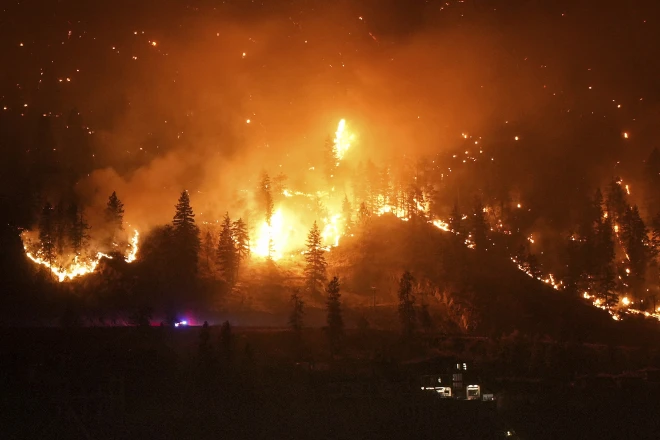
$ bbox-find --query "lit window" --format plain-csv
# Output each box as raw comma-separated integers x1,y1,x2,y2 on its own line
463,363,467,370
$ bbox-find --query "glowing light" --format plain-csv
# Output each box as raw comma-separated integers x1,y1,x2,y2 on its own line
622,297,630,306
125,230,139,262
623,132,629,139
333,119,354,162
23,229,139,282
251,209,289,260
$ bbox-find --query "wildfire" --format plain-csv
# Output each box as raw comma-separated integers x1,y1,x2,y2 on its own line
23,229,140,282
252,209,289,260
333,119,353,163
321,213,342,248
126,229,139,262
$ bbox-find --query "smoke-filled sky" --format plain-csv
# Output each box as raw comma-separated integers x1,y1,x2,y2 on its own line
2,0,660,231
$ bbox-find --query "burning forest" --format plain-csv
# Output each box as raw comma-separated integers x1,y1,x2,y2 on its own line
2,0,660,337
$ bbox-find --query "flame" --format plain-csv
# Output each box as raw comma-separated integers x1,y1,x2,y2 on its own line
125,229,139,262
333,119,353,163
252,209,289,260
23,229,139,282
321,213,342,248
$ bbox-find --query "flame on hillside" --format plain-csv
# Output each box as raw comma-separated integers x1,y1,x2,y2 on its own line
23,229,139,282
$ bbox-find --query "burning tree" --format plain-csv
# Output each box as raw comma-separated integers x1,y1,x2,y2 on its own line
259,172,275,258
325,276,344,355
621,205,650,299
304,221,327,297
398,271,417,338
217,212,238,286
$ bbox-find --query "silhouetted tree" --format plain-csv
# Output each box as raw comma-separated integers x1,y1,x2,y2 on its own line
171,190,201,281
200,227,215,278
304,221,327,297
606,177,628,224
325,276,344,354
54,201,67,256
217,213,237,286
597,265,618,308
105,191,125,245
67,203,90,256
622,205,649,299
38,202,56,270
232,218,250,260
398,271,417,338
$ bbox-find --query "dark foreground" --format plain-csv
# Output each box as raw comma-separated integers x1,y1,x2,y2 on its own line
2,327,660,440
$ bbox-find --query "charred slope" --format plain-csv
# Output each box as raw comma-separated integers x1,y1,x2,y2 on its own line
329,215,657,344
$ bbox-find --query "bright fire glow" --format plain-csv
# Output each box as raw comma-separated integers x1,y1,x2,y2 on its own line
23,229,139,282
333,119,353,162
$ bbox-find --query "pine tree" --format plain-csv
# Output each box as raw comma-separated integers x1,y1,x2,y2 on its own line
597,264,618,309
606,177,628,224
171,190,201,281
105,191,125,235
217,212,237,286
54,201,67,257
67,203,90,256
622,205,649,299
342,194,353,231
200,227,216,278
289,290,305,336
471,197,489,250
325,276,344,355
232,218,250,260
304,221,327,297
398,271,417,338
260,171,274,226
38,202,56,270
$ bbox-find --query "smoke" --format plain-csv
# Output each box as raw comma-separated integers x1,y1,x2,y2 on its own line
66,1,654,234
